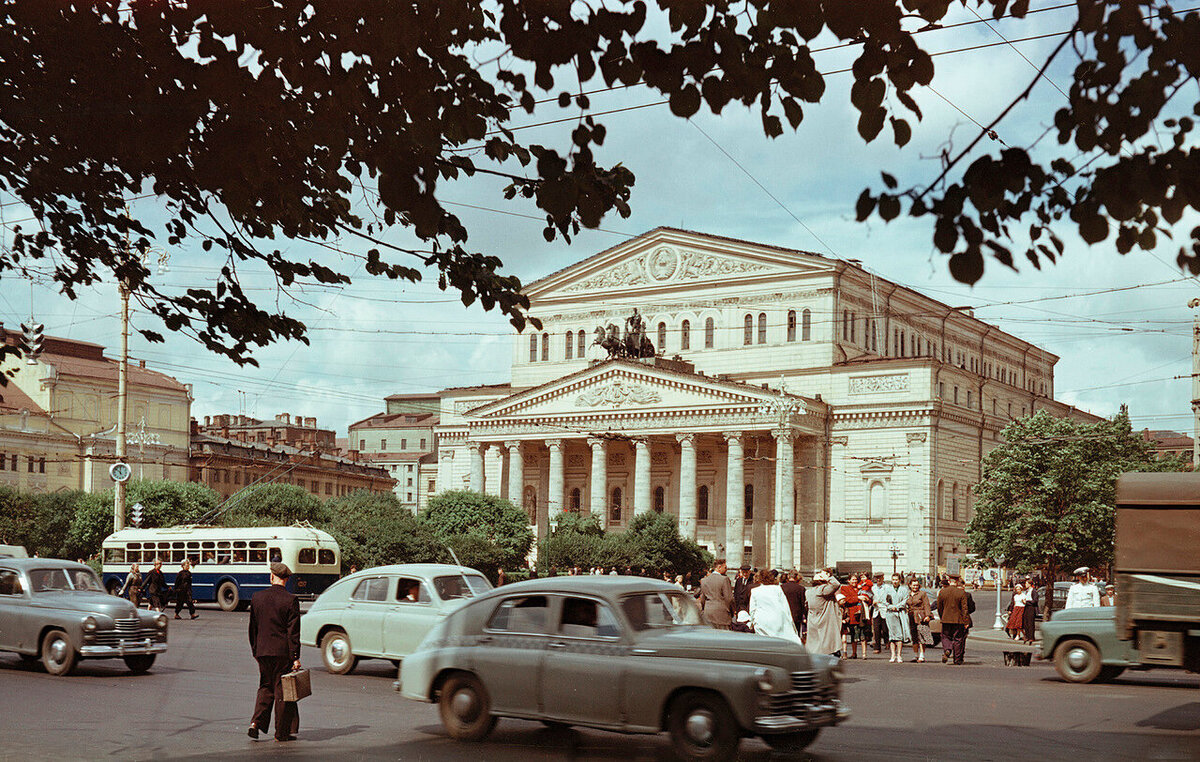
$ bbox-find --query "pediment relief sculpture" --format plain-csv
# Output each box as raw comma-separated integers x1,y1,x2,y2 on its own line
574,379,663,408
563,247,773,293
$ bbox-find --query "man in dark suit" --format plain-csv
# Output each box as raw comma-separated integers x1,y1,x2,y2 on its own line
174,559,197,620
733,565,755,613
936,574,970,665
698,559,735,629
248,562,302,742
780,571,806,637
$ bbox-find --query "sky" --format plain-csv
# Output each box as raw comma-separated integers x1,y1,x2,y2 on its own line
2,2,1196,441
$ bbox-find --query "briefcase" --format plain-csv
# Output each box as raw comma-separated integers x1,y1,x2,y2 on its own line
281,669,311,702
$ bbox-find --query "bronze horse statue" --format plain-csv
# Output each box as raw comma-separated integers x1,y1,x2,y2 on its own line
592,318,655,359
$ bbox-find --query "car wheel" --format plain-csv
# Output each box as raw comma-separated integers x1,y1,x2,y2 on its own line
1053,639,1103,683
762,729,819,753
41,630,77,676
438,672,497,741
216,581,240,612
321,630,358,675
124,655,156,674
667,690,739,762
1096,665,1126,682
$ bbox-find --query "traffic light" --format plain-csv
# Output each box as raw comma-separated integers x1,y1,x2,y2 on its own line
19,321,43,364
130,502,144,528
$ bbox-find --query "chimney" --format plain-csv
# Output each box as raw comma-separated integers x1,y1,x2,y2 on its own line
294,413,301,427
277,413,290,424
204,415,211,427
304,417,316,428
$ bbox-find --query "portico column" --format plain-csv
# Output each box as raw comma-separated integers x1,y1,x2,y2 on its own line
677,433,697,541
588,437,607,520
468,441,485,492
775,428,795,570
505,440,524,510
724,432,745,569
633,438,652,516
547,439,565,524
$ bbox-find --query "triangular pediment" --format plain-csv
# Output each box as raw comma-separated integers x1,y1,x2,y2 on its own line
464,360,823,435
525,227,834,301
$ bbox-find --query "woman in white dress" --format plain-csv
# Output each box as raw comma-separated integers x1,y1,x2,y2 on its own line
748,569,802,644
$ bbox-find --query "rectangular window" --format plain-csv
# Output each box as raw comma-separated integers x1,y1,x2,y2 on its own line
487,595,549,633
0,453,6,471
401,439,407,450
966,390,973,408
9,455,15,471
428,479,436,494
406,492,414,502
38,458,45,474
325,482,332,495
359,439,365,450
529,334,538,362
420,438,426,449
381,439,387,451
407,478,413,487
27,456,33,473
954,386,959,404
939,382,945,398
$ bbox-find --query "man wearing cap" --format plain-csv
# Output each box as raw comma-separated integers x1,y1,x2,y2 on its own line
733,564,756,613
1064,567,1101,609
247,562,302,742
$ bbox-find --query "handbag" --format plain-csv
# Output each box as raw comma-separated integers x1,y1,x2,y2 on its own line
281,669,312,702
916,622,934,646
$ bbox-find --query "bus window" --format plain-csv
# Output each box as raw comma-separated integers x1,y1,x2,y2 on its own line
201,541,215,550
318,549,336,566
298,548,316,565
186,541,199,549
126,545,141,563
104,547,125,564
232,549,246,563
217,541,232,564
248,547,266,564
187,551,201,566
172,548,185,562
269,547,282,563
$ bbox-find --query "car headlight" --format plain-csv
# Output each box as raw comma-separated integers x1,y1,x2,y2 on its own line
156,614,168,629
83,616,97,633
752,667,778,693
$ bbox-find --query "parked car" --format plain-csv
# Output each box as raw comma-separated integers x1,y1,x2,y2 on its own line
300,563,492,675
0,558,168,675
397,576,849,761
1040,606,1138,683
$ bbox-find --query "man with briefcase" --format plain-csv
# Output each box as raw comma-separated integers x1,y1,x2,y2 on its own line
247,562,303,742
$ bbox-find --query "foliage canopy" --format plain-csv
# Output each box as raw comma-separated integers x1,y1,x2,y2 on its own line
4,2,1198,363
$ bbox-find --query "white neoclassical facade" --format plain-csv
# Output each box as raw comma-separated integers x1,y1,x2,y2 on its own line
434,228,1096,574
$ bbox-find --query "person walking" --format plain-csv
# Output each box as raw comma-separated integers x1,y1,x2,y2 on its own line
805,569,843,657
780,571,806,640
878,573,911,663
119,563,142,608
141,558,169,612
906,578,932,662
247,562,302,743
174,559,198,620
748,569,802,644
936,574,970,665
698,559,735,630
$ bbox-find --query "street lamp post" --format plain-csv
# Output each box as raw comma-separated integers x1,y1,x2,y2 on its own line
993,554,1007,629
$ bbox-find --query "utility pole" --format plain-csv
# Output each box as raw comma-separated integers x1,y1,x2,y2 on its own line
1191,298,1200,469
114,280,130,531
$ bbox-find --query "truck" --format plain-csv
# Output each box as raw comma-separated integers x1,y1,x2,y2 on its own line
1040,472,1200,683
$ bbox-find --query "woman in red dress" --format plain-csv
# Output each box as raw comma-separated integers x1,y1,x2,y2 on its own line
839,573,866,659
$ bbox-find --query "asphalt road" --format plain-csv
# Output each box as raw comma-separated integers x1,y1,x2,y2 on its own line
0,602,1197,762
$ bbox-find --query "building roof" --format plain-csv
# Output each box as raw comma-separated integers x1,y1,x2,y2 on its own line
190,432,393,477
356,451,435,463
0,382,45,415
439,382,513,395
383,392,442,402
348,410,439,430
4,330,189,394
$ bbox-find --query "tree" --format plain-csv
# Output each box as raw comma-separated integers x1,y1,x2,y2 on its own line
326,490,441,572
967,408,1183,616
214,483,330,527
420,490,535,573
622,513,713,580
5,2,1198,365
541,512,626,571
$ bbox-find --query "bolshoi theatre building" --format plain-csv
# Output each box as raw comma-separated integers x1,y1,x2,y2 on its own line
432,228,1096,574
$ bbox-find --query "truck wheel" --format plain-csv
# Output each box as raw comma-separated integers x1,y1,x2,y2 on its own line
438,672,497,741
1053,639,1102,683
1096,666,1126,682
667,690,739,762
762,730,819,752
41,630,77,676
321,630,358,675
215,581,240,612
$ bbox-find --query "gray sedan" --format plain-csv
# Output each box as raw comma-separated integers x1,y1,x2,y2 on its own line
0,558,168,675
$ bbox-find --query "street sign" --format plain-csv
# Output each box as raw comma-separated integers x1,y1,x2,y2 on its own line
109,462,132,483
130,502,144,528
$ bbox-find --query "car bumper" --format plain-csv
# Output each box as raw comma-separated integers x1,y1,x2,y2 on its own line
80,640,168,658
754,700,850,733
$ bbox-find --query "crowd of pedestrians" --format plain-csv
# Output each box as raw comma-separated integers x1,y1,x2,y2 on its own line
697,560,982,664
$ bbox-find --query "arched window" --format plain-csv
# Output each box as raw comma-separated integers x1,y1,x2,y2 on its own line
541,332,549,361
657,321,667,351
565,329,574,359
743,314,754,345
610,487,623,522
744,483,754,520
680,320,690,350
868,481,886,524
577,330,586,358
523,485,538,525
801,309,811,341
698,485,709,521
570,487,581,512
952,483,960,522
654,486,665,513
757,312,767,344
705,317,715,348
529,334,538,362
787,310,796,342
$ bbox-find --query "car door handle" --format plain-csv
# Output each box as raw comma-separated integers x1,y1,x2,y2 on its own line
478,636,493,644
548,641,567,649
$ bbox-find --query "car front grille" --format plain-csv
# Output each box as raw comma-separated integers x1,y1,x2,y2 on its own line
764,671,838,718
93,618,160,646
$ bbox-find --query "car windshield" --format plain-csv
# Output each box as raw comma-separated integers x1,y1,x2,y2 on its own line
620,591,705,631
29,567,103,593
433,574,492,600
